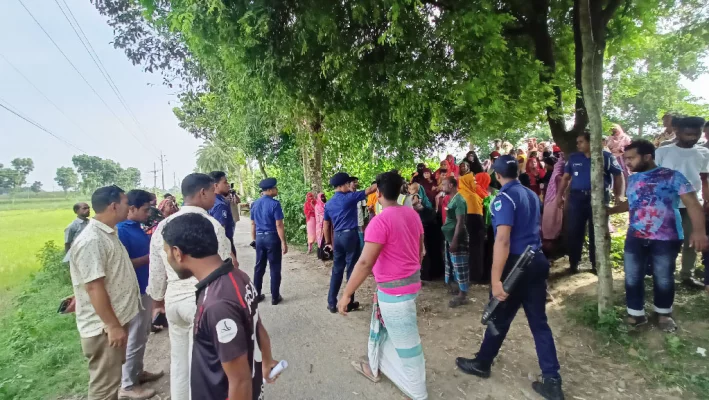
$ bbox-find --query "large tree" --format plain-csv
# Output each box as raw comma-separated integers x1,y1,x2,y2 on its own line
54,166,78,194
10,158,34,189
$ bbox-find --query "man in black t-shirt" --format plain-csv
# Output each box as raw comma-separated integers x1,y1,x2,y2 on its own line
162,213,279,400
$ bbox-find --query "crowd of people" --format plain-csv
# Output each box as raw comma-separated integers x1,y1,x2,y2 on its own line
59,113,709,400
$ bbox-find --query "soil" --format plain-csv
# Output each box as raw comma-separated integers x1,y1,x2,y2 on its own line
60,220,693,400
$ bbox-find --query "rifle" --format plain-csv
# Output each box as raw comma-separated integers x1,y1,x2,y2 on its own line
480,245,536,336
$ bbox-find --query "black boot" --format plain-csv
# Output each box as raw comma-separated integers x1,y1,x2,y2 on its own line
455,356,491,378
532,377,565,400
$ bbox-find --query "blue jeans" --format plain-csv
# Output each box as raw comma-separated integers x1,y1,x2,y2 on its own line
624,236,681,316
358,229,364,251
328,230,361,308
477,252,561,379
254,232,283,299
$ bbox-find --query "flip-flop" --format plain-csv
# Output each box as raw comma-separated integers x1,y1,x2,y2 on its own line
448,297,469,308
627,315,648,328
658,316,678,333
351,360,380,383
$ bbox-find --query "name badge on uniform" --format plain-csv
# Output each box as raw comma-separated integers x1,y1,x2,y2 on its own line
574,172,578,176
494,200,502,211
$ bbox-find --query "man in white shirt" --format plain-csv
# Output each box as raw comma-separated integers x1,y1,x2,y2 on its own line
146,173,233,400
70,185,140,400
655,117,709,289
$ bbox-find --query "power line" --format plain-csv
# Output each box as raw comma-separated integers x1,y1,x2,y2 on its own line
16,0,157,157
54,0,160,154
0,97,86,153
0,52,92,138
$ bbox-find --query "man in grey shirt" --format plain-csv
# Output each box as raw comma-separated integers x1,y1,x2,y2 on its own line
64,202,91,256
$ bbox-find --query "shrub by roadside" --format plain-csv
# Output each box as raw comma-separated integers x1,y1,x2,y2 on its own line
0,241,86,400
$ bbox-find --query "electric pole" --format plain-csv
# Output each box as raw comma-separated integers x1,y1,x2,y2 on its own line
173,171,177,189
160,151,166,191
148,163,160,191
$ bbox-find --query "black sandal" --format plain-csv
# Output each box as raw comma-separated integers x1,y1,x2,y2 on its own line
627,315,648,328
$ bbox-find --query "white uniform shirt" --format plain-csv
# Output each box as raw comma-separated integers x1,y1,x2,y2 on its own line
146,206,232,304
655,143,709,208
69,219,140,338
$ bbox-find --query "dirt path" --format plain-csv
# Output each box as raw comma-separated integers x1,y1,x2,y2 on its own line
114,220,685,399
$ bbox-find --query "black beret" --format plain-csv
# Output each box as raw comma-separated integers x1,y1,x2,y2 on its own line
259,178,277,190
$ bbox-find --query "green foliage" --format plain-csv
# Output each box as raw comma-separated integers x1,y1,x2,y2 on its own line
0,242,86,400
29,181,42,193
71,155,142,193
54,167,78,193
0,158,35,193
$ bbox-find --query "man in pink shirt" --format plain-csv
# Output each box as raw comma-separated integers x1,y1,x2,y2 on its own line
337,172,428,400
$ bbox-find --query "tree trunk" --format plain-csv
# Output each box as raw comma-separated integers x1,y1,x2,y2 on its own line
579,0,614,315
236,165,245,195
308,114,324,193
257,158,268,179
638,124,643,137
245,162,257,198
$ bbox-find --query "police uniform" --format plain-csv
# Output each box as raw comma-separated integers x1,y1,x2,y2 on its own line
324,172,367,311
462,156,561,384
250,178,285,303
564,151,622,270
209,193,236,254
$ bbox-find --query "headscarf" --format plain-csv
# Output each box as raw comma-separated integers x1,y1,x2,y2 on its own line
474,172,491,199
525,158,545,186
417,184,433,209
304,192,316,219
606,124,631,157
543,154,565,206
315,193,327,246
458,173,483,215
445,155,459,177
315,193,326,217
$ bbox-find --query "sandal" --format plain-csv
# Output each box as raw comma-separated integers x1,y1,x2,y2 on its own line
448,296,469,308
627,315,648,328
658,316,678,333
351,361,380,383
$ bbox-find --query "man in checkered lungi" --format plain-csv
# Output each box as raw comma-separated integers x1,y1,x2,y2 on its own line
441,176,470,308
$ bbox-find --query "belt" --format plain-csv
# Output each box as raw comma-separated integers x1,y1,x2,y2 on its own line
336,229,355,233
256,231,276,235
570,189,591,195
377,271,421,290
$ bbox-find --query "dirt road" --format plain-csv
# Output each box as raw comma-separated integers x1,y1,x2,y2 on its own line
131,220,684,400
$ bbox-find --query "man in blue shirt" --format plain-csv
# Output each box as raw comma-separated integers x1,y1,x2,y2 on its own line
456,155,564,400
556,131,624,274
117,189,164,399
209,171,237,259
250,178,288,305
323,172,377,313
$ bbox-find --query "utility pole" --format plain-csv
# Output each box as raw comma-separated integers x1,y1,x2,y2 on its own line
173,171,177,189
160,151,166,191
148,162,160,191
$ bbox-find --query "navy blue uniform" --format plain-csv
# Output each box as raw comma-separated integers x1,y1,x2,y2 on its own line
324,190,367,308
564,151,622,269
478,180,561,379
250,195,285,299
209,194,236,255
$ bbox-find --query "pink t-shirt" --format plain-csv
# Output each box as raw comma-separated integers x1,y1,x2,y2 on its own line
364,206,424,295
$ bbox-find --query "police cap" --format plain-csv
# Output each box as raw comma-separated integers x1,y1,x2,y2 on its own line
259,178,278,190
492,155,519,178
329,172,351,187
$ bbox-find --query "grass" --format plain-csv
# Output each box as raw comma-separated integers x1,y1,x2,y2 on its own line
0,203,86,290
0,242,86,400
566,281,709,397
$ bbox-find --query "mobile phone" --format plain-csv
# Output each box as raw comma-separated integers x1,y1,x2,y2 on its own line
57,297,72,314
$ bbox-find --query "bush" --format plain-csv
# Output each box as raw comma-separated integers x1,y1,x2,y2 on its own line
0,242,86,400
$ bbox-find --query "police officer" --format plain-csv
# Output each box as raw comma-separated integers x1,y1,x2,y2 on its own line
208,171,238,264
250,178,287,305
323,172,377,313
455,155,564,400
556,131,623,274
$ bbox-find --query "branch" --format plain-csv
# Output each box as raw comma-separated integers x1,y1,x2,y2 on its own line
602,0,623,26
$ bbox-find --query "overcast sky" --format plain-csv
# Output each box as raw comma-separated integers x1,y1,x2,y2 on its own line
0,0,203,191
1,1,708,191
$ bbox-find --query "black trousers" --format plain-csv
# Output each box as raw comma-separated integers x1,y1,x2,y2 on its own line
467,214,485,283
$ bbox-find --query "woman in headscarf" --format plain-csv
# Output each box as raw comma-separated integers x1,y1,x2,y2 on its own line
304,192,317,253
411,163,427,184
445,154,459,177
475,172,494,283
525,157,546,196
315,193,332,261
465,151,485,174
411,190,444,281
418,168,437,206
606,123,631,178
542,153,566,245
457,161,485,283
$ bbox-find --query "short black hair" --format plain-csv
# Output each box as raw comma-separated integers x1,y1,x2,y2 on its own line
73,202,82,213
625,139,655,159
127,189,153,209
182,173,214,198
376,172,404,201
164,193,173,199
91,185,125,213
678,116,706,131
579,131,591,142
209,171,227,183
162,213,218,258
671,116,683,128
445,176,458,188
